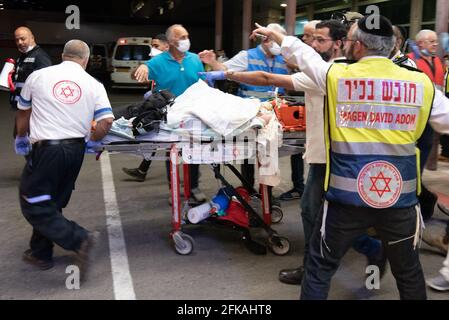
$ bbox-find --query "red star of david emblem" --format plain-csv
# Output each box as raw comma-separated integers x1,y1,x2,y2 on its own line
369,172,392,197
60,86,75,98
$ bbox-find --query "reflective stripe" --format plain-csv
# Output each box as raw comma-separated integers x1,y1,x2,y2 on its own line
15,82,25,88
22,194,51,204
94,107,113,116
18,95,31,106
331,141,416,156
273,62,287,70
248,59,268,67
329,174,416,193
336,104,419,131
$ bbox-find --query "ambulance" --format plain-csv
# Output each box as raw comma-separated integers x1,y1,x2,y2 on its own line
110,37,152,89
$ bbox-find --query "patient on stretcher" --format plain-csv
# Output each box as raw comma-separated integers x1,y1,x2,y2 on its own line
108,80,275,140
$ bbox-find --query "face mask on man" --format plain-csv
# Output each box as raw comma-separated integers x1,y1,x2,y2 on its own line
269,42,281,56
150,47,163,57
176,39,191,53
420,49,435,57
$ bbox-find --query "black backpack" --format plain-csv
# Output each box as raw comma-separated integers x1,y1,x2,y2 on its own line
124,90,175,135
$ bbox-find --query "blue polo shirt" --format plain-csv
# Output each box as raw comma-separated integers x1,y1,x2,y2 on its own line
145,51,205,97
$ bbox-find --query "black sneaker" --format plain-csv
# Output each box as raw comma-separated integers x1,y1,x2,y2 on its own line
122,167,146,182
22,249,54,270
279,188,303,201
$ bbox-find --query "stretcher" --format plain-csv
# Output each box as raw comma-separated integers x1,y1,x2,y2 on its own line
95,126,305,256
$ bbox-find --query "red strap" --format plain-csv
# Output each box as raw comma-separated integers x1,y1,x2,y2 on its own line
8,69,15,92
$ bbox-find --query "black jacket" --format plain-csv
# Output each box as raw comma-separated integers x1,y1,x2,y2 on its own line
10,45,52,109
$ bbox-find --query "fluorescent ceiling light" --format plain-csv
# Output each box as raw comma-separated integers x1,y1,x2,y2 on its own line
280,3,287,7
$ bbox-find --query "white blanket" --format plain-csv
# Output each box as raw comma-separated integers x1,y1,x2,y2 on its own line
166,80,261,136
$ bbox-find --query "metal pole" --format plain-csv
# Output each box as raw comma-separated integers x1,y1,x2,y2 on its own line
435,0,449,58
409,0,423,39
242,0,252,50
285,0,297,36
215,0,223,50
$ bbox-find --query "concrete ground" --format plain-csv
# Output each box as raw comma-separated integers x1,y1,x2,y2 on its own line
0,90,448,300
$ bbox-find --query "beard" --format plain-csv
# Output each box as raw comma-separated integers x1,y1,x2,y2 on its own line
345,42,355,60
318,47,334,62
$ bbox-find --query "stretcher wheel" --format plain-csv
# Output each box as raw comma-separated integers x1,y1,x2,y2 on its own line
268,235,290,256
270,205,283,224
173,231,194,255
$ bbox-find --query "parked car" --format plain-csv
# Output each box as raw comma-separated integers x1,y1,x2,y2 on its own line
110,37,152,89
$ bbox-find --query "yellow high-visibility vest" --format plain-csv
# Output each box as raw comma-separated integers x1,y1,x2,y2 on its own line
324,57,434,208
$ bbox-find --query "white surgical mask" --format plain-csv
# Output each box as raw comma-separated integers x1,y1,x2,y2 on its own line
176,39,191,53
269,42,281,56
420,49,435,57
150,47,163,57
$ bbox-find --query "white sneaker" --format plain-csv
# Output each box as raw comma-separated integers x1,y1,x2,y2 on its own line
426,275,449,291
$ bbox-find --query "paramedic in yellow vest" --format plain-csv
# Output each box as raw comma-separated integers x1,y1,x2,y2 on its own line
252,15,449,300
202,19,387,287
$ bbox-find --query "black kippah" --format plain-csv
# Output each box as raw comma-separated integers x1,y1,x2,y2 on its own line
357,15,393,37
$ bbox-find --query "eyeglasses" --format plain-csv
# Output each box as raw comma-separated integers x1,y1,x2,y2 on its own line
424,39,439,45
342,37,357,42
312,37,334,44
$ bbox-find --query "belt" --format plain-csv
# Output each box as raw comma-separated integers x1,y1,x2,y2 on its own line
33,138,85,148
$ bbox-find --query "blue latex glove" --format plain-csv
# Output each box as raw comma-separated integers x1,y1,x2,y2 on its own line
15,135,31,156
85,140,103,154
198,71,226,87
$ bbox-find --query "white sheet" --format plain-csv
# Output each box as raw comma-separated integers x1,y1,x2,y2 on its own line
166,80,261,136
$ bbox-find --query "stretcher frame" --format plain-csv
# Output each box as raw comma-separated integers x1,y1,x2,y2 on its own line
97,130,305,255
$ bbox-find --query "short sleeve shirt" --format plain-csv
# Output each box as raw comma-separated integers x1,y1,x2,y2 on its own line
145,51,205,97
18,61,114,142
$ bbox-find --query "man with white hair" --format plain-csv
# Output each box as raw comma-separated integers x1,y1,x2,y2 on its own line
301,20,321,46
15,39,114,278
199,23,290,188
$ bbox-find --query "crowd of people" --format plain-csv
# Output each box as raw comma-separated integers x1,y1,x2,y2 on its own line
7,9,449,299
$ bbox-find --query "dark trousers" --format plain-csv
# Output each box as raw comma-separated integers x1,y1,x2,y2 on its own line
291,153,304,192
441,134,449,157
301,164,381,266
139,159,152,172
300,163,326,265
417,123,433,172
19,141,88,260
241,160,255,188
301,201,426,300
